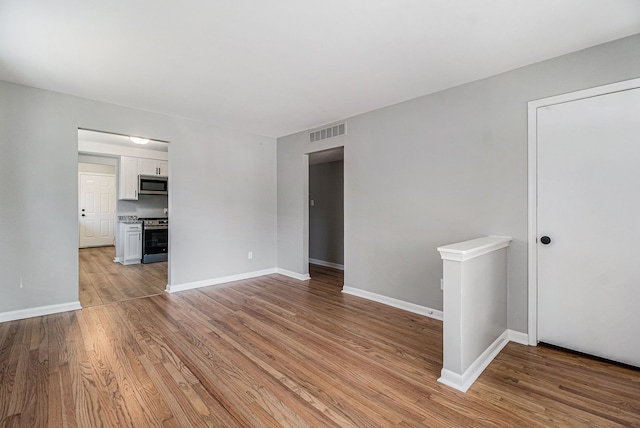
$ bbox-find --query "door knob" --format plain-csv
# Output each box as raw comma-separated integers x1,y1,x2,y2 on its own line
540,236,551,245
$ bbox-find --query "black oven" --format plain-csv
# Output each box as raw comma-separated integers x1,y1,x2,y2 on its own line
141,218,168,263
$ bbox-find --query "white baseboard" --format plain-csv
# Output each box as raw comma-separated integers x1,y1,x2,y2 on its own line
112,256,138,265
309,258,344,271
276,268,311,281
438,330,510,393
167,266,315,293
342,286,443,321
0,301,82,323
167,268,277,293
508,329,529,345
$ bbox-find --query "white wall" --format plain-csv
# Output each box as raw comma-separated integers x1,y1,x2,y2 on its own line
277,135,346,276
78,140,169,160
0,80,277,314
78,154,118,167
78,162,116,175
277,34,640,333
117,195,168,218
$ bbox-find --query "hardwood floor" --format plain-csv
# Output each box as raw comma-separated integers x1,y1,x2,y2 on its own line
79,246,167,307
2,264,639,426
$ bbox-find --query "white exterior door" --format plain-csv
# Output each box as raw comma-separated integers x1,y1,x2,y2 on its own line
536,86,640,367
79,173,116,248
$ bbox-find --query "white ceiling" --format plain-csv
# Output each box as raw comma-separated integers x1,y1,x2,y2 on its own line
1,1,639,138
78,129,168,152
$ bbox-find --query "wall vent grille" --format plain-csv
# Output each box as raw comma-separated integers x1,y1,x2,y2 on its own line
309,123,346,143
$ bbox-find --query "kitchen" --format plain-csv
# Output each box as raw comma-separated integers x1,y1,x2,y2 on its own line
78,129,169,306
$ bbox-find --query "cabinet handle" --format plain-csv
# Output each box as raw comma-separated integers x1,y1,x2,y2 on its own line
134,190,137,198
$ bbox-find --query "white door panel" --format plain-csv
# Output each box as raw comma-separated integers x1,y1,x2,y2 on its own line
79,173,115,248
537,87,640,367
84,220,95,237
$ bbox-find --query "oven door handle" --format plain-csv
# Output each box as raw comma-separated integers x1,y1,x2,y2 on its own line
144,226,168,230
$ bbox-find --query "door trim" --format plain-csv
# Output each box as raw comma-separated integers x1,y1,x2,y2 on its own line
304,146,345,278
527,77,640,346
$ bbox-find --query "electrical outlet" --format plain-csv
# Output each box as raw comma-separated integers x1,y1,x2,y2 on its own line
310,199,315,207
248,251,253,260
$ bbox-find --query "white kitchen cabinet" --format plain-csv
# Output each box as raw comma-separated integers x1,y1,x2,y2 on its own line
157,160,168,177
118,156,139,200
139,159,168,177
121,223,142,265
119,156,169,200
138,158,156,176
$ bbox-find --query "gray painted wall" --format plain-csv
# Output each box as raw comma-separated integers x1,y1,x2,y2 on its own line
309,161,344,265
277,34,640,333
0,80,277,313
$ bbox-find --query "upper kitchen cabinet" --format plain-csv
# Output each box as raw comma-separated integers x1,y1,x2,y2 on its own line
139,159,168,177
157,161,168,176
119,156,139,200
119,156,169,200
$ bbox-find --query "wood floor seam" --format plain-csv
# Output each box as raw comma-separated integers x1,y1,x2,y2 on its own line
1,263,639,426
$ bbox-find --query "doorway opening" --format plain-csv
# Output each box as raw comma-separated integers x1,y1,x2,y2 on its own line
77,129,170,307
307,147,344,284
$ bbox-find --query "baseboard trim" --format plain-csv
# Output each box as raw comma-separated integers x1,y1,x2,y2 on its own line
508,329,529,345
0,301,82,323
309,258,344,271
342,286,443,321
166,268,277,293
438,330,510,393
276,268,311,281
166,266,315,293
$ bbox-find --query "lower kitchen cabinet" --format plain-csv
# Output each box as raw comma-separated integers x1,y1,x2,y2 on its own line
120,223,142,265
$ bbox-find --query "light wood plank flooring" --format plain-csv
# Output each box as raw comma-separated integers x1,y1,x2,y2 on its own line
79,246,167,307
2,264,639,426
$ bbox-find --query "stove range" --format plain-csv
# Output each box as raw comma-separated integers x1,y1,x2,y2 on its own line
139,217,168,263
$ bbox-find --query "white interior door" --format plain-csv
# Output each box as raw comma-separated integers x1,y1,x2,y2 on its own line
537,87,640,367
79,173,115,248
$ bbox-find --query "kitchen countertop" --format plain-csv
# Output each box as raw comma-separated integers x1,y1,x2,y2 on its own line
117,215,141,224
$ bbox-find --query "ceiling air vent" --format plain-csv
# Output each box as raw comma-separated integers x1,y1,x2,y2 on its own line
309,123,346,143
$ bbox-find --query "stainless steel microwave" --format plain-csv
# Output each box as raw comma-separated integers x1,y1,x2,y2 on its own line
138,175,168,195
